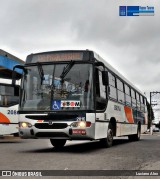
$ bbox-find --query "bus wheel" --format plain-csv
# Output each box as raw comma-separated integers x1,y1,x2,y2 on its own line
13,133,19,137
50,139,66,149
128,126,141,141
100,127,113,148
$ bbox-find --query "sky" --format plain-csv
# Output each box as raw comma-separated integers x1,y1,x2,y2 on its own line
0,0,160,121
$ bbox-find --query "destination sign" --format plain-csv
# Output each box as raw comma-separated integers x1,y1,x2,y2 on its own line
30,52,83,63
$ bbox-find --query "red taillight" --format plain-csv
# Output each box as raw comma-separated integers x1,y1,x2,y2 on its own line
86,122,91,127
71,121,92,128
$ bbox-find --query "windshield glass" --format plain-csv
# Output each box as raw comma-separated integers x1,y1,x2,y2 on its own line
20,63,93,111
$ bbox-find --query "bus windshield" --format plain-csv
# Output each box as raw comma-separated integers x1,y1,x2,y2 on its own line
20,63,94,111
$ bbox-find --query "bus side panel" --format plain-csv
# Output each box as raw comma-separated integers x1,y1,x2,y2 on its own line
141,113,148,133
106,101,147,136
116,122,121,136
107,101,126,122
86,113,96,123
106,101,129,136
0,124,18,135
95,121,108,139
116,123,134,137
0,105,18,135
86,113,96,139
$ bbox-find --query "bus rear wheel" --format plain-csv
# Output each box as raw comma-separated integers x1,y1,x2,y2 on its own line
50,139,66,149
100,126,113,148
128,126,141,141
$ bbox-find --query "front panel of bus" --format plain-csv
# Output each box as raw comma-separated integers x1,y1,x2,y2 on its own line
18,53,100,139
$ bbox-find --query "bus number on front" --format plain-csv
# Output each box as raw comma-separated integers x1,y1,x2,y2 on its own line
7,110,17,115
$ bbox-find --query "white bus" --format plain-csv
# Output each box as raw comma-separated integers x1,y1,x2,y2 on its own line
12,50,148,148
0,83,19,136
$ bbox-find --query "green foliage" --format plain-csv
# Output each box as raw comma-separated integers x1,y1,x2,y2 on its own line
146,100,154,128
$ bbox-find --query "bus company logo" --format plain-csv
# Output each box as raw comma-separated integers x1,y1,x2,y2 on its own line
61,101,80,108
119,6,154,16
114,105,121,111
48,120,53,125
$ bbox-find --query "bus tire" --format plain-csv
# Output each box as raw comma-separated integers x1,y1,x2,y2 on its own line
50,139,66,149
128,126,141,141
100,124,113,148
13,133,19,137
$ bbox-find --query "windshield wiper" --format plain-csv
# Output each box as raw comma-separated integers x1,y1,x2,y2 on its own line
60,60,75,80
37,63,44,85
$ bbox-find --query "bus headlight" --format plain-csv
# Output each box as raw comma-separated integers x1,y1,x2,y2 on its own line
71,121,91,128
19,122,32,128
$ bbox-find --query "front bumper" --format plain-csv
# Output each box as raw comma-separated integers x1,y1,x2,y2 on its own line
19,122,95,140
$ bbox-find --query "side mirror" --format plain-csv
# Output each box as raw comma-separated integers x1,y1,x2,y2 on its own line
12,65,25,85
102,71,109,86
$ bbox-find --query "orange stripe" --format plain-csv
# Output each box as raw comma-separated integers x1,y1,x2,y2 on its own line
0,112,10,123
124,106,134,123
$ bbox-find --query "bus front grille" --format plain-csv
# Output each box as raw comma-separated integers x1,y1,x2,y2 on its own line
35,132,69,138
35,123,68,129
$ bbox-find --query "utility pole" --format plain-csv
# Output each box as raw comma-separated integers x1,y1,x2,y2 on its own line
150,92,152,135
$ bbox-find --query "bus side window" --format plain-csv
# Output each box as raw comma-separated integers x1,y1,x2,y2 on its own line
95,68,107,110
95,68,100,97
95,68,106,98
99,71,106,99
0,85,19,107
0,95,2,105
140,95,145,112
125,84,131,106
136,92,140,110
131,89,136,108
108,72,117,100
4,96,8,106
117,78,125,103
144,98,146,112
0,95,8,107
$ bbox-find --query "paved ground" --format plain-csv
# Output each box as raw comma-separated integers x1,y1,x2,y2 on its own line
0,133,160,178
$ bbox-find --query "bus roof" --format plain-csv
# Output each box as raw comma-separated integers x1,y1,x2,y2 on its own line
93,51,145,97
26,49,145,96
0,49,24,79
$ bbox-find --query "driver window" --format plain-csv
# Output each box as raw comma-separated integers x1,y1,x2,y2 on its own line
95,68,107,110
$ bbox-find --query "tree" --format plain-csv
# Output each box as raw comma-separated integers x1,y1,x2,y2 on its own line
146,100,154,129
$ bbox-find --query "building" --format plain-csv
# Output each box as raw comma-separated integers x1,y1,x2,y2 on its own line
0,49,24,79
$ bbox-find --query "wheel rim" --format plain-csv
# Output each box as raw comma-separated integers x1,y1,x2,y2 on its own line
107,129,113,144
138,129,140,138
